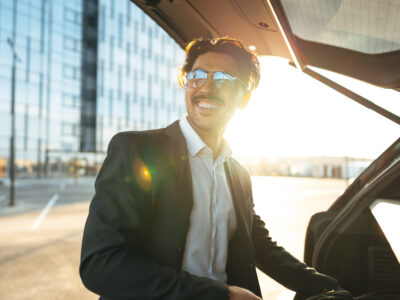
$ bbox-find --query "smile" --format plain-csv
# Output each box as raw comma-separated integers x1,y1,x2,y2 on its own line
198,102,218,109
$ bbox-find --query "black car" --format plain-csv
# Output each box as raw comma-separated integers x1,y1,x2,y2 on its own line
131,0,400,299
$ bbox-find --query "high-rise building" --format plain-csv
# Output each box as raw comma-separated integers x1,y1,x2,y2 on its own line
0,0,185,178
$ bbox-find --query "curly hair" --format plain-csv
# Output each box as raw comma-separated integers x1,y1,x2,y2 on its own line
179,37,260,92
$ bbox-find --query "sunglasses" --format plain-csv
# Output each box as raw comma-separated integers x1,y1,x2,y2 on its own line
185,69,248,90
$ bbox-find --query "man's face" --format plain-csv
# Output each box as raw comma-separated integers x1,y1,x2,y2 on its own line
184,51,248,135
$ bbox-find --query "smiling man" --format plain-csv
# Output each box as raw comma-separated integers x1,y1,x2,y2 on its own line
181,47,251,159
80,37,343,300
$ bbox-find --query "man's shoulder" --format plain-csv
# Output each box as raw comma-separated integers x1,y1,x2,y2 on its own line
228,157,250,177
227,157,252,190
112,127,166,143
109,121,180,148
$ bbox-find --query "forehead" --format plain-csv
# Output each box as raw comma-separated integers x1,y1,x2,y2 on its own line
191,51,239,74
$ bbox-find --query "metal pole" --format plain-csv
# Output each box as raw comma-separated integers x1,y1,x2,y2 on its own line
7,37,20,207
9,56,15,207
45,148,49,177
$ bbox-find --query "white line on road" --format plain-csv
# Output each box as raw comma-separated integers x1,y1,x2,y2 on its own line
0,195,6,202
29,193,59,230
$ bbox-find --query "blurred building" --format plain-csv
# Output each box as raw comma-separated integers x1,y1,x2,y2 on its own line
239,156,373,180
0,0,185,178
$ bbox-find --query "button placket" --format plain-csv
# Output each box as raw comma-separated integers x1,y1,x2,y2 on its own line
209,161,218,274
210,160,225,274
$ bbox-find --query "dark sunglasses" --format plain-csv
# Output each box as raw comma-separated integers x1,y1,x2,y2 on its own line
185,69,247,90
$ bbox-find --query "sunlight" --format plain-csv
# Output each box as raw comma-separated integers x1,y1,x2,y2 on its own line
370,199,400,264
225,56,399,159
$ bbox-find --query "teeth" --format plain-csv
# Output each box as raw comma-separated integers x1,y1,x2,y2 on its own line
198,102,218,109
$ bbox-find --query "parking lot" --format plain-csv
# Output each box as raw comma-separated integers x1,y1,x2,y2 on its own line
0,176,347,299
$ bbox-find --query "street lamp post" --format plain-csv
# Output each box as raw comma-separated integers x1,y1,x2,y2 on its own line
7,37,21,207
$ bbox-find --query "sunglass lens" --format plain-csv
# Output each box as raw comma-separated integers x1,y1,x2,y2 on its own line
186,70,238,89
214,72,235,88
192,78,206,88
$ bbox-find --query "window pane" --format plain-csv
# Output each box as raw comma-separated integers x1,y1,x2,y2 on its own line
281,0,400,54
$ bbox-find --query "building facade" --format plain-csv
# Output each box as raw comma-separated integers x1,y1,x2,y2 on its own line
240,156,372,179
0,0,185,178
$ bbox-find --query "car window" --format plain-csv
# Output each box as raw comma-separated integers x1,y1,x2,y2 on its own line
281,0,400,54
370,198,400,264
308,66,400,117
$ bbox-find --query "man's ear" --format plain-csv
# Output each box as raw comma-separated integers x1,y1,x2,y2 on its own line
238,92,251,110
178,72,186,88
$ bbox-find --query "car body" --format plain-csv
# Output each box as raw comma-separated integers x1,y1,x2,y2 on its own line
130,0,400,298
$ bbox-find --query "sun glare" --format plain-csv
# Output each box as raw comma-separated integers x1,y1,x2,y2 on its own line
370,200,400,264
225,56,400,159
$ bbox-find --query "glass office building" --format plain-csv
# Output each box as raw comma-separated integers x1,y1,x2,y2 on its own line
0,0,185,178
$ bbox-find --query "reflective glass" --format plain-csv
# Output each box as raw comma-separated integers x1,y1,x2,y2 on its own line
0,6,12,32
0,0,186,166
187,69,244,89
281,0,400,54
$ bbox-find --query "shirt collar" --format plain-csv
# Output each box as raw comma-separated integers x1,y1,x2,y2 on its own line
179,117,232,161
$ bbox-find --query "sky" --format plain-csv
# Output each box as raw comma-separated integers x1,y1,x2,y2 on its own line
224,56,400,159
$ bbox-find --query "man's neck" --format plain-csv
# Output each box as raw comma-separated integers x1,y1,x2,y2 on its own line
200,132,223,160
186,118,225,160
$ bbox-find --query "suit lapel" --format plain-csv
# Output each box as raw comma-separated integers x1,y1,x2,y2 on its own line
224,160,252,237
164,121,193,208
163,121,194,265
224,159,256,286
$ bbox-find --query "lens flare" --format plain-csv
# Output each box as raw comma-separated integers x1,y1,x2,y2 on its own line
133,158,152,191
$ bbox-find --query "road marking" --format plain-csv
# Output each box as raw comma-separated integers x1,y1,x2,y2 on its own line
0,195,5,202
29,193,59,230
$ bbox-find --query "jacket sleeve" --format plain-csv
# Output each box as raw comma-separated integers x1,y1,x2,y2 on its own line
79,133,229,300
247,177,338,296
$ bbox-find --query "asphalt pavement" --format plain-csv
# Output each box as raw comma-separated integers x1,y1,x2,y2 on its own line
0,176,347,300
0,177,95,217
0,177,97,300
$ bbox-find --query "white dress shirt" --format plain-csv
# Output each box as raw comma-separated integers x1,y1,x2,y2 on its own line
179,117,237,282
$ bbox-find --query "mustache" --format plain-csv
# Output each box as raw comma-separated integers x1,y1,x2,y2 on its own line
192,94,224,105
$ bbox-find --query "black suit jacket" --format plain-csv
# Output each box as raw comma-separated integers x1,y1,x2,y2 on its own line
80,121,338,300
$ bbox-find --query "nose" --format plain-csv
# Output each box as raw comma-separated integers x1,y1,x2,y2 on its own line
200,76,219,92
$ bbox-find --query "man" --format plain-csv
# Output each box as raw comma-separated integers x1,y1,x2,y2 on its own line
80,37,341,300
